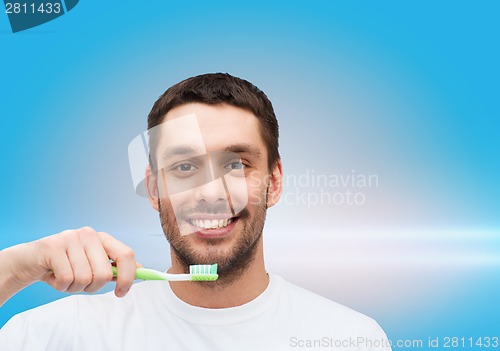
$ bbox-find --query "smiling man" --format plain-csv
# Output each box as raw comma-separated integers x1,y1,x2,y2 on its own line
0,73,391,350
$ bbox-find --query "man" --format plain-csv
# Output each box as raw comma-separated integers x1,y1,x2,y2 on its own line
0,73,390,350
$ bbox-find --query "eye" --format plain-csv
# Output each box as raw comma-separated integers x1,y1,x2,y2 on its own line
175,163,197,172
225,161,246,171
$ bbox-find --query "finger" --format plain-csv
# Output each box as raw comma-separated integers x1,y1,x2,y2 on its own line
45,251,74,292
96,232,136,298
82,239,114,293
65,241,93,293
109,262,143,282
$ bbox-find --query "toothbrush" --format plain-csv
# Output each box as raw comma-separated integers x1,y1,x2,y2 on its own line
111,264,218,281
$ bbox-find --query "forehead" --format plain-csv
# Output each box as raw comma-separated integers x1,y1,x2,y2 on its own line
155,103,266,156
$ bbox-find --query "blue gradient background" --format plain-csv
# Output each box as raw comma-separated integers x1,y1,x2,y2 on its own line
1,1,499,348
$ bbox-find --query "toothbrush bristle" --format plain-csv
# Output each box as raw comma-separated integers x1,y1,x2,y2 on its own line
189,264,218,281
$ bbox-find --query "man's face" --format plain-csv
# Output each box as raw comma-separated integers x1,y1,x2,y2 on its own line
147,103,281,278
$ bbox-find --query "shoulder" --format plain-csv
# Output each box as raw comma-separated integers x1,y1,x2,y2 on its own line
4,292,77,327
0,294,77,350
273,274,387,337
0,281,159,350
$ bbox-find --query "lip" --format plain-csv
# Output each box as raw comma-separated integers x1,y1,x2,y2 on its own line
185,213,234,220
189,217,239,238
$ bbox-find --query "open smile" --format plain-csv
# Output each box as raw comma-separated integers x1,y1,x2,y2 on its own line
188,217,235,229
186,216,239,238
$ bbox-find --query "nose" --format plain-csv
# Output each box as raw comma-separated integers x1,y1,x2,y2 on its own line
193,177,228,203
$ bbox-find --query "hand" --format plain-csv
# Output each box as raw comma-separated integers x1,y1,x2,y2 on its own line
1,227,139,300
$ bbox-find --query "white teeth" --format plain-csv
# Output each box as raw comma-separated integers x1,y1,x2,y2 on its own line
189,218,235,229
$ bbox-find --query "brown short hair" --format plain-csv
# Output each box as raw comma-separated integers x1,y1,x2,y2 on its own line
147,73,280,171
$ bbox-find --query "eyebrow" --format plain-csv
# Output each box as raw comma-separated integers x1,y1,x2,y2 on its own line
161,143,261,160
161,146,198,160
224,143,261,158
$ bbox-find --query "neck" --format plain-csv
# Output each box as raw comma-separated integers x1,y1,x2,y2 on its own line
167,240,269,308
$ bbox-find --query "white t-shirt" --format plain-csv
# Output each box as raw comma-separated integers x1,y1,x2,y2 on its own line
0,274,391,350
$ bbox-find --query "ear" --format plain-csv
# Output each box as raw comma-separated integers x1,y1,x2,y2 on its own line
145,165,160,212
266,160,283,208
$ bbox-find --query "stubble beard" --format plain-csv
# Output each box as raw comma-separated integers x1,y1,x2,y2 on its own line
158,197,268,286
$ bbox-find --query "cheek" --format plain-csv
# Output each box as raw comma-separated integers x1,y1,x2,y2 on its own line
157,170,171,199
159,169,196,213
245,171,268,207
161,192,194,236
167,191,194,216
223,175,249,214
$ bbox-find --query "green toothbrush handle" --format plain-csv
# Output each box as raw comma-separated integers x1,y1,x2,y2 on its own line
111,266,167,280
